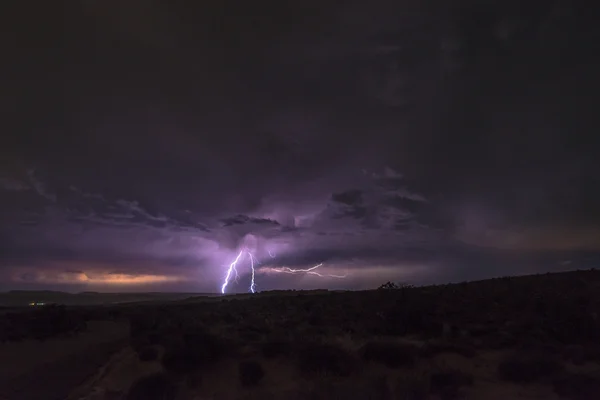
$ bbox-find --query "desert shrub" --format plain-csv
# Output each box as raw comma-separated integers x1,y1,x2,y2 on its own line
239,330,263,343
260,340,293,358
239,321,271,338
307,314,323,326
238,360,265,387
162,330,232,375
0,318,26,342
221,311,237,324
583,346,600,363
131,327,181,358
379,282,414,290
130,333,151,352
552,372,600,400
306,374,393,399
483,331,518,350
561,345,587,365
468,324,496,338
129,313,158,338
297,342,358,377
429,368,473,399
162,348,197,376
420,341,477,359
185,372,202,389
184,330,232,362
381,299,438,337
360,341,419,368
497,352,565,383
126,372,178,400
1,306,87,342
303,325,331,339
395,373,430,400
137,345,159,362
359,375,394,400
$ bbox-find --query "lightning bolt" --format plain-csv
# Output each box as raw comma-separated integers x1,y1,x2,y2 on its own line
221,248,260,294
248,252,257,293
221,251,347,294
221,249,245,294
270,263,347,278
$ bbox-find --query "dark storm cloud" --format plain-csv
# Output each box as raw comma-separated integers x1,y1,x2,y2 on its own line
0,177,29,192
1,0,599,291
0,163,439,290
220,215,280,228
331,190,364,207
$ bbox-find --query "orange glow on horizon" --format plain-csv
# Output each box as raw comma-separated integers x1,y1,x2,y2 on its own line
12,268,184,286
70,272,182,285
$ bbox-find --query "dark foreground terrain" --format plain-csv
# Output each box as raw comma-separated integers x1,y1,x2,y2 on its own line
0,291,214,307
2,270,600,400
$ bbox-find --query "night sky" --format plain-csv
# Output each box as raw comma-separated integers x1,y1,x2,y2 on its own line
1,0,600,292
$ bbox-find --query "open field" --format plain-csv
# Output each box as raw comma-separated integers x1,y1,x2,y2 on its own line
1,270,600,399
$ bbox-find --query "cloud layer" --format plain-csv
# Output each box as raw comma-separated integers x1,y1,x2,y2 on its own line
1,0,599,291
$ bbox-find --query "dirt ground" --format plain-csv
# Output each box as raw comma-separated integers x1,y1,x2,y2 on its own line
0,320,128,400
70,344,559,400
65,337,600,400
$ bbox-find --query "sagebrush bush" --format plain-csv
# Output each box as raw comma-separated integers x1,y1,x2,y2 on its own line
395,373,430,400
429,368,473,399
297,342,358,377
137,345,159,362
260,340,293,358
162,330,232,375
360,341,418,368
498,352,564,383
126,372,178,400
420,341,477,359
238,360,265,387
552,372,600,400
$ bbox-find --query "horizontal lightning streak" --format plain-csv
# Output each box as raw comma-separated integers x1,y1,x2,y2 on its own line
270,263,347,278
221,251,347,294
